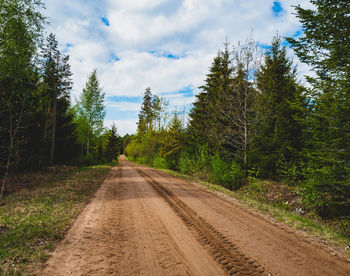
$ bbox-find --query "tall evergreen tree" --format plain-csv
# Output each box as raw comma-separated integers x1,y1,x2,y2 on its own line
159,113,184,169
287,0,350,215
287,0,350,167
0,0,45,197
252,36,306,177
105,123,121,162
41,33,73,165
137,87,162,135
188,44,234,153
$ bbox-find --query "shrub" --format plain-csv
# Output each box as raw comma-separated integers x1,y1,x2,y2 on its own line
152,155,168,169
277,155,306,184
191,145,211,179
210,152,230,186
230,161,244,190
136,156,148,164
178,152,194,174
210,153,244,189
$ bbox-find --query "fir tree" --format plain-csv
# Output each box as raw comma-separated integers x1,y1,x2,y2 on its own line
188,44,234,152
41,33,73,165
251,36,306,177
105,123,121,162
287,0,350,216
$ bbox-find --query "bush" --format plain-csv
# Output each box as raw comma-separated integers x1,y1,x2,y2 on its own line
192,145,211,179
230,161,244,190
152,155,168,169
210,152,230,186
277,155,306,184
136,156,148,164
178,152,194,174
76,154,97,166
210,152,244,190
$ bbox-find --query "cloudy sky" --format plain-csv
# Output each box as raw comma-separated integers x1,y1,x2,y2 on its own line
43,0,312,135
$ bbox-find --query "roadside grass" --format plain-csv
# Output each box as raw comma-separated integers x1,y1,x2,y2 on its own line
0,163,113,275
128,158,350,255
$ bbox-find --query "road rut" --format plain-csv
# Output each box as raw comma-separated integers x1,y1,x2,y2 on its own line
39,156,350,275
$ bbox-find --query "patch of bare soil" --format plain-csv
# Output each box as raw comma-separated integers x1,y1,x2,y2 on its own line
39,156,350,275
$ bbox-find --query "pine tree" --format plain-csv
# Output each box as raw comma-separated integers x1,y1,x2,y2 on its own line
41,33,73,165
188,44,234,153
287,0,350,216
0,0,45,197
105,123,121,162
287,0,350,169
159,113,184,169
252,35,306,177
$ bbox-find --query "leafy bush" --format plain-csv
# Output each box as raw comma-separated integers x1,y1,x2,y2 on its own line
152,155,168,169
210,152,230,186
230,161,244,189
277,155,306,184
136,156,148,164
210,153,244,189
178,152,194,174
191,145,211,179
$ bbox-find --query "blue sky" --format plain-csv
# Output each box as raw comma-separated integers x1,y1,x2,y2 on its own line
44,0,312,135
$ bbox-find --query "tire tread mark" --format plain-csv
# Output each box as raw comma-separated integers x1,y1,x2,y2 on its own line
135,166,269,276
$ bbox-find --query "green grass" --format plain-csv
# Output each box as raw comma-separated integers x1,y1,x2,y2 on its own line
128,158,350,255
0,163,112,275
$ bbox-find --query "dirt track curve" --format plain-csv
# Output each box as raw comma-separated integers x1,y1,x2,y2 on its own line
39,156,350,275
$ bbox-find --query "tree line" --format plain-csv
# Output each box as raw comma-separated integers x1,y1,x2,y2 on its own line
125,0,349,218
0,0,122,198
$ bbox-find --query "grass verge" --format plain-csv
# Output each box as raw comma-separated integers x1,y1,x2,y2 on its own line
128,158,350,255
0,163,114,275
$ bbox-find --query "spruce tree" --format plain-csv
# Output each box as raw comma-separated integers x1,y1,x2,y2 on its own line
287,0,350,216
41,33,73,165
252,36,306,177
287,0,350,168
188,44,234,153
105,123,121,162
0,0,45,197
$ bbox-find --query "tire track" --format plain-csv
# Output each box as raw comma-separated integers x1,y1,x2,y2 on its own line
135,166,268,276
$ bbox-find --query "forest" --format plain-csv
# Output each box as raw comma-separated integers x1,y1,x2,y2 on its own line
0,0,122,199
125,1,350,221
1,0,349,223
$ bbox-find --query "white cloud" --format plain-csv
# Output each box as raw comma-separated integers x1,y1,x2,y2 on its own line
104,119,138,136
43,0,311,134
106,102,141,112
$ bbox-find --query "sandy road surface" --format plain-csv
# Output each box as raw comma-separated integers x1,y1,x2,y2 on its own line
40,156,350,275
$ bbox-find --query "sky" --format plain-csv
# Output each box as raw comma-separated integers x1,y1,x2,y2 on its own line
43,0,313,136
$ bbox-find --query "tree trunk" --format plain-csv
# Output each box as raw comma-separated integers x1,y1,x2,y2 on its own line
1,101,23,199
87,135,89,156
50,86,57,165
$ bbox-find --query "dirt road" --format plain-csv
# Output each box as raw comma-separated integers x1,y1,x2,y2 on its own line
40,156,350,275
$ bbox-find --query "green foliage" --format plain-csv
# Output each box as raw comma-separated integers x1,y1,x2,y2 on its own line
210,153,244,190
276,156,306,185
286,0,350,219
105,123,122,162
75,70,106,156
252,35,306,177
210,152,231,187
178,152,194,174
152,155,168,169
